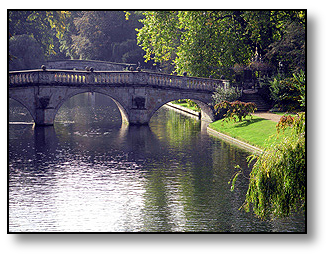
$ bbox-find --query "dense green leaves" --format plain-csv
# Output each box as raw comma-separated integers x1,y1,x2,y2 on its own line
212,86,241,105
136,11,306,78
137,11,252,77
265,21,306,75
71,11,142,62
215,101,257,122
243,113,305,219
9,11,71,57
9,10,305,76
269,70,306,111
9,34,45,70
9,11,148,66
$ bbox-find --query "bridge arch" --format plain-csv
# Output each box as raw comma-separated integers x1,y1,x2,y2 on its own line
8,97,35,123
9,92,37,123
147,97,215,124
53,88,130,125
9,87,131,126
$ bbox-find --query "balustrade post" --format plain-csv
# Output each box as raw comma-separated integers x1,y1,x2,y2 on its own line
133,72,149,85
38,71,52,84
182,77,187,89
86,72,94,84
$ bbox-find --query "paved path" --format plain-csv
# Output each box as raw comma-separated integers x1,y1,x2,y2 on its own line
253,112,282,122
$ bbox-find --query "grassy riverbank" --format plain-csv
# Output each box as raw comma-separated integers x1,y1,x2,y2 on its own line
169,101,291,149
209,115,290,149
171,101,200,112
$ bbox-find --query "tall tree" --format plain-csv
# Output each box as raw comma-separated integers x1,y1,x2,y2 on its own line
136,10,306,78
9,11,72,58
9,34,45,70
71,11,146,65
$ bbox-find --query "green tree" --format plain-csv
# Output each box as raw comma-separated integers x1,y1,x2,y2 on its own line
137,11,253,77
71,11,146,65
9,11,72,58
269,71,305,112
265,21,306,75
136,11,181,73
9,34,45,70
242,112,306,219
136,11,306,78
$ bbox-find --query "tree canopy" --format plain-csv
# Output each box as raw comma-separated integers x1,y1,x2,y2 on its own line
136,10,306,78
9,10,305,75
71,11,144,63
9,11,71,58
9,34,45,70
9,11,151,68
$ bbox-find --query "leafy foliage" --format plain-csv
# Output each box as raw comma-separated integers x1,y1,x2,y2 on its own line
137,11,252,77
269,70,305,111
9,11,72,58
265,21,306,75
212,86,241,105
9,11,149,67
214,101,257,122
292,70,306,108
71,11,139,61
9,34,45,70
242,112,306,219
136,11,305,78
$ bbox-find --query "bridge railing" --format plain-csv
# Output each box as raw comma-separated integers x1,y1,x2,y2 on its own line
9,69,228,91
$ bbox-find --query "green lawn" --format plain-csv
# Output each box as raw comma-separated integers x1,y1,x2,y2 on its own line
209,115,290,148
171,102,201,112
271,112,297,116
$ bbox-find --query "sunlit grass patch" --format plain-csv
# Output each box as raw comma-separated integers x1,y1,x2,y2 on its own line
209,116,290,148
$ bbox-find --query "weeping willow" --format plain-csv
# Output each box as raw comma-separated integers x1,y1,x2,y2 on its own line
242,112,306,219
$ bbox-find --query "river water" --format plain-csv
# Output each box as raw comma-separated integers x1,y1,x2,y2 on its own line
8,93,305,232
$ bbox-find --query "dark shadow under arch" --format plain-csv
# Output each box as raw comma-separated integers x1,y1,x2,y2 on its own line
9,98,35,123
54,90,130,125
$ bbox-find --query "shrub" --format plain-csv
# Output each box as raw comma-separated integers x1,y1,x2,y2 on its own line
212,86,241,105
292,70,305,108
269,71,305,112
214,100,257,122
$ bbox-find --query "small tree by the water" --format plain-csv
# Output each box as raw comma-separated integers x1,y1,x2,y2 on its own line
214,100,257,122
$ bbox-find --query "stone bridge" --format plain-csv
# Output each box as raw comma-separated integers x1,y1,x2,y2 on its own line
9,69,228,126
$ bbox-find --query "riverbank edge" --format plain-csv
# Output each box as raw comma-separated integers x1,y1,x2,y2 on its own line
165,102,200,117
207,127,263,154
165,102,263,154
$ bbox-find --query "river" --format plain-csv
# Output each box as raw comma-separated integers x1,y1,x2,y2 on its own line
8,93,305,232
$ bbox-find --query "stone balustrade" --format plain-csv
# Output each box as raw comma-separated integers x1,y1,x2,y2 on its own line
9,69,227,91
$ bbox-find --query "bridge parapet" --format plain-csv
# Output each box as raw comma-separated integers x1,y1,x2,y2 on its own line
9,69,228,91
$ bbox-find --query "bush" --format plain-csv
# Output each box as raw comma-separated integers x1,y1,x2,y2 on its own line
269,71,305,112
292,70,305,108
212,86,241,105
214,100,257,122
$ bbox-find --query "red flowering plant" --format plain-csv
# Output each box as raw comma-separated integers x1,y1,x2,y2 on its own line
276,112,305,135
214,100,257,122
